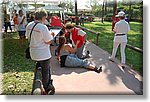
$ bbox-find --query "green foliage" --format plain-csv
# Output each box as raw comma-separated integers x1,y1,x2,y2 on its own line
104,13,113,21
3,32,35,94
2,72,33,95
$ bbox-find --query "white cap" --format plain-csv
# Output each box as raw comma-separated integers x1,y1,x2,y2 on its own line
116,11,125,17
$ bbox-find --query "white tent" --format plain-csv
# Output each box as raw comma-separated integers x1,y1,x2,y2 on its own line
40,5,64,11
77,5,92,11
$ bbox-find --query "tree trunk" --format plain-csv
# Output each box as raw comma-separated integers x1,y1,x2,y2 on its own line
104,0,107,15
101,1,105,23
113,0,117,16
128,1,132,21
75,0,79,25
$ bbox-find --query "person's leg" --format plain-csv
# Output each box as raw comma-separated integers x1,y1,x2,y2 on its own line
8,22,12,32
4,22,8,33
120,42,127,65
87,64,102,73
19,31,26,47
82,18,84,25
80,19,81,25
37,59,53,91
65,54,89,67
65,54,102,73
109,41,120,60
76,44,84,59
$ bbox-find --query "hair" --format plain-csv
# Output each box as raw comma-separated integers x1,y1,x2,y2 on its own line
65,23,74,29
57,36,66,56
35,8,47,20
18,10,23,15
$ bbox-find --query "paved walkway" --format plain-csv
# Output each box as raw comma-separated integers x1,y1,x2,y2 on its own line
50,41,143,95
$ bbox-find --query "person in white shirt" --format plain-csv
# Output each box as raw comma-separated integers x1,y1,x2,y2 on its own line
25,8,55,94
109,11,130,69
18,10,27,47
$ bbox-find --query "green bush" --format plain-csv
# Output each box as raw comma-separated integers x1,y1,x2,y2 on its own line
104,14,113,22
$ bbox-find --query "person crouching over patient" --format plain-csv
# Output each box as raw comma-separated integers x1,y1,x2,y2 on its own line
65,23,90,59
57,36,102,73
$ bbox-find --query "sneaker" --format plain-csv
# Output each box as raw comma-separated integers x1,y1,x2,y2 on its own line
108,56,114,62
95,66,102,73
46,84,55,95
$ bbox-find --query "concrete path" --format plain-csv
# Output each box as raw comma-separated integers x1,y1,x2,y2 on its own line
50,41,143,95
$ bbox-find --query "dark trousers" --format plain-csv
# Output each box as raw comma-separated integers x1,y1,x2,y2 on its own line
36,58,51,90
4,22,12,33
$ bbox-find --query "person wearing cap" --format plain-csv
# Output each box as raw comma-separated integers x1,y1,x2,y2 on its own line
109,11,130,68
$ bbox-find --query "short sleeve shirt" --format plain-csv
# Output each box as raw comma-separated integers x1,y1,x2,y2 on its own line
17,15,26,31
25,22,53,61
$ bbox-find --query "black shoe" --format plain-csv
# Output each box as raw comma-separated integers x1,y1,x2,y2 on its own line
95,66,102,73
121,66,125,69
45,79,55,95
87,50,90,54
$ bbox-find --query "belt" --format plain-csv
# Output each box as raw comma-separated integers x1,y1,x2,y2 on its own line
115,34,126,36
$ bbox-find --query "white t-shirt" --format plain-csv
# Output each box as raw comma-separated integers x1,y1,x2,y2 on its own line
25,21,53,61
113,19,130,42
17,15,26,31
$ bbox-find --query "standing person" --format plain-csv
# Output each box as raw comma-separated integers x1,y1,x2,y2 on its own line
18,10,26,47
65,23,90,59
4,14,12,33
80,12,85,26
25,8,55,95
50,14,63,28
28,13,35,23
109,11,130,68
57,36,102,73
13,14,18,32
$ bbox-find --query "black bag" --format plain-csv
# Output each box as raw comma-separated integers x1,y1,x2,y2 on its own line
25,47,31,59
25,22,39,59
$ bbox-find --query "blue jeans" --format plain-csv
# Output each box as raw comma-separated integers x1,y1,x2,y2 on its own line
65,54,89,68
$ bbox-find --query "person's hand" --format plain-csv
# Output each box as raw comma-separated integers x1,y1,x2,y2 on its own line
51,32,55,37
112,29,116,33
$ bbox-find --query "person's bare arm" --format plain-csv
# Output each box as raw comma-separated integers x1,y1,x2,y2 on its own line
66,40,79,54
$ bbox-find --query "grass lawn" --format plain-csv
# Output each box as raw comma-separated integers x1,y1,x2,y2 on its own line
3,33,35,94
2,21,142,94
83,21,143,74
